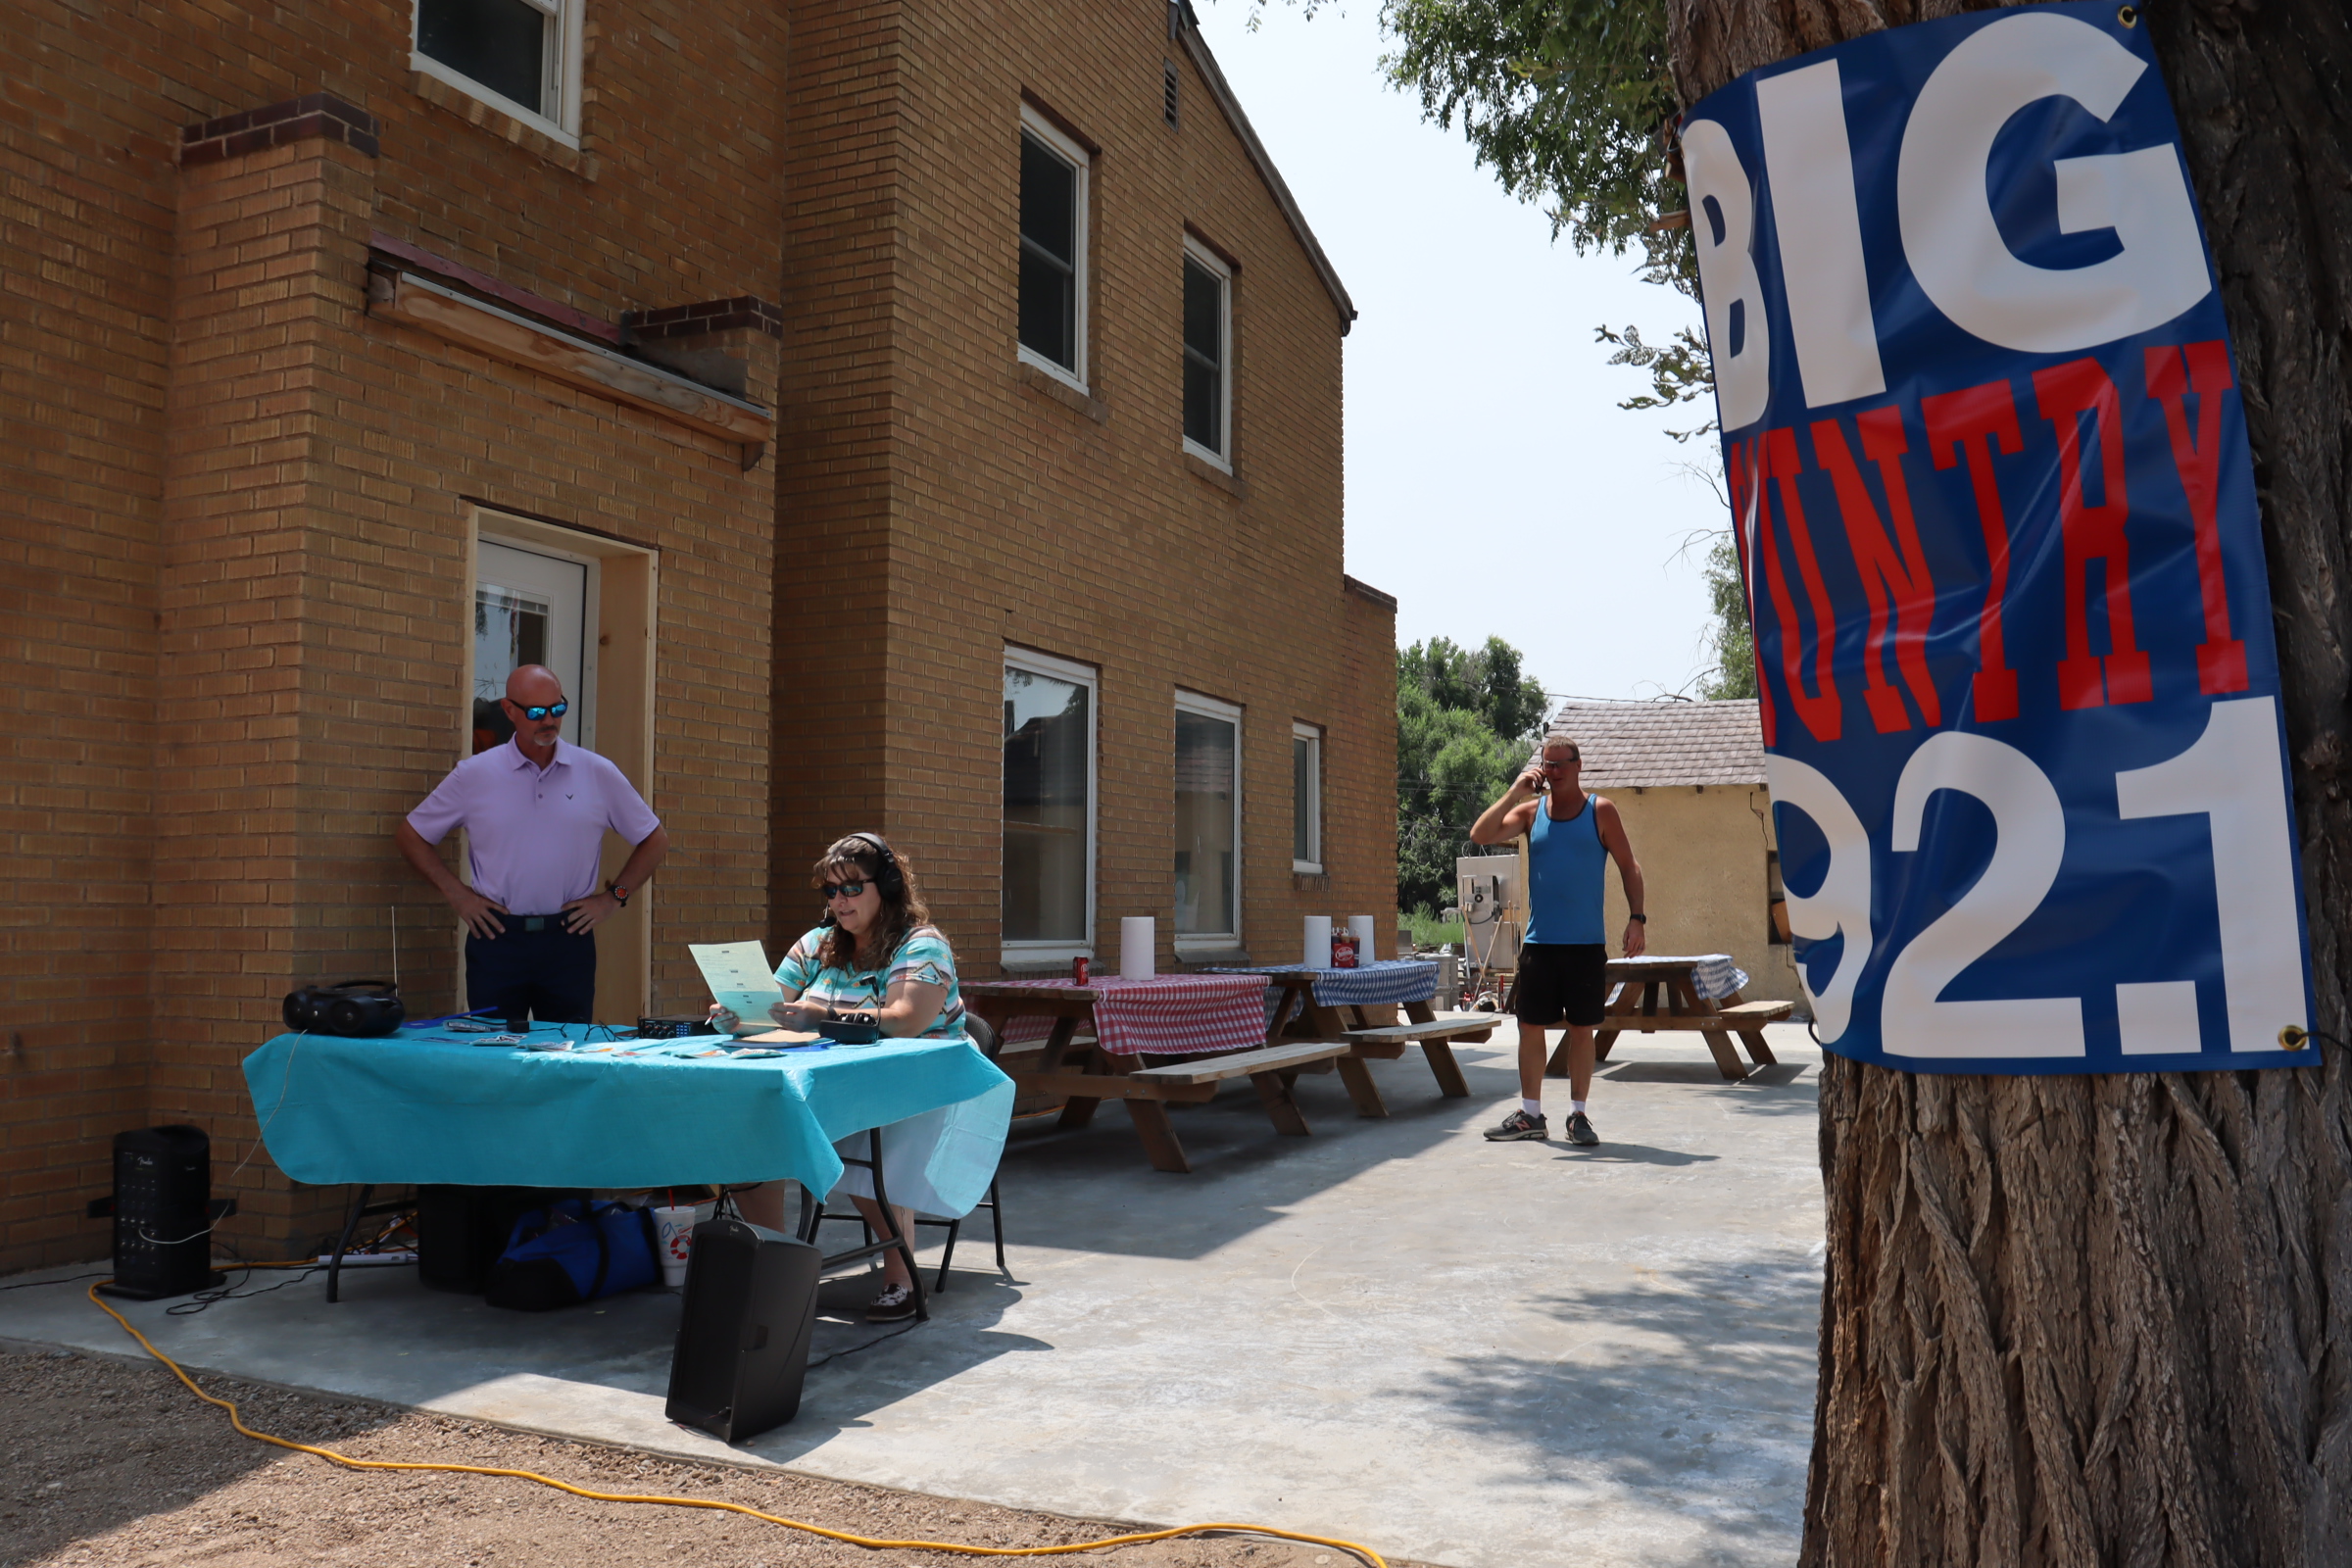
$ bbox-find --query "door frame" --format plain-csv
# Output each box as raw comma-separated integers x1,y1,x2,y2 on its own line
458,507,661,1023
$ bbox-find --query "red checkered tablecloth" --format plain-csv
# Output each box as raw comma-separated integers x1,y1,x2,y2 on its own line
986,975,1273,1056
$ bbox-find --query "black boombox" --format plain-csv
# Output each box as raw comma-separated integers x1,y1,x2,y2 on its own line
282,980,406,1038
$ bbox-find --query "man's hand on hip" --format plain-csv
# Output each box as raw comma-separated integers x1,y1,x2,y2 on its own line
450,887,509,940
561,891,620,934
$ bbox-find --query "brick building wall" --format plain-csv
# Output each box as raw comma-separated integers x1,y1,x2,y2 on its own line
3,0,1396,1278
774,0,1398,971
3,1,786,1272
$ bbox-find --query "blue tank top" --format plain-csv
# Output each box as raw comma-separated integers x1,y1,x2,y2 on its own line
1525,793,1606,946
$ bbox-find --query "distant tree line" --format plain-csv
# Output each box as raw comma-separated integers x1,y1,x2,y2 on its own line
1396,636,1549,915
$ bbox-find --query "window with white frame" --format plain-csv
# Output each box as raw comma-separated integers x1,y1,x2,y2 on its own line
1018,110,1090,389
1174,692,1242,948
1181,240,1231,466
1004,649,1097,959
414,0,583,143
1292,722,1322,873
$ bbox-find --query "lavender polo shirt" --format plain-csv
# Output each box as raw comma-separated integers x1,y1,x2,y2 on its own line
406,738,662,916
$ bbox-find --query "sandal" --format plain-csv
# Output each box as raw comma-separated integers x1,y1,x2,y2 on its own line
864,1282,916,1322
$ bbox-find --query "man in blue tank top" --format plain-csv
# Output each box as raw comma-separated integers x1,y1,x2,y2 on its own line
1468,731,1645,1146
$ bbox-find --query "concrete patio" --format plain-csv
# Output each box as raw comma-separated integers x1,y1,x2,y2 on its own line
0,1021,1826,1568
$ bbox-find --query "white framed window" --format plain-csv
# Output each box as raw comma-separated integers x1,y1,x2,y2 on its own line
1180,238,1231,468
413,0,584,147
1174,691,1242,951
1292,722,1323,873
1018,108,1090,392
1004,647,1098,962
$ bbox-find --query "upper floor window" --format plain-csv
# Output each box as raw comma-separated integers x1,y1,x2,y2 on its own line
1181,241,1231,466
414,0,583,144
1019,110,1090,389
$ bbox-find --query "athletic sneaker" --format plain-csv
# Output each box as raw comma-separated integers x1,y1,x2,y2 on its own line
1564,1111,1599,1147
1483,1108,1548,1141
865,1282,916,1321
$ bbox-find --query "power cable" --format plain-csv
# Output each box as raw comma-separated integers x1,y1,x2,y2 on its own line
84,1282,1391,1566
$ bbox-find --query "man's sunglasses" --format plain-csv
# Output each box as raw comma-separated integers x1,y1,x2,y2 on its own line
821,880,869,901
505,699,569,721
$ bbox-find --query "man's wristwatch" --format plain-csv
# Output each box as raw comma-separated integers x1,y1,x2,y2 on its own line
1627,912,1647,923
607,880,630,906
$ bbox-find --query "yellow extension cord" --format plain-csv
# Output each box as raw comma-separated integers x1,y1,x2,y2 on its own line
87,1282,1388,1567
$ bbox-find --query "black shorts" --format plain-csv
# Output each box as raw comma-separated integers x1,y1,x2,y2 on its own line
1513,943,1608,1029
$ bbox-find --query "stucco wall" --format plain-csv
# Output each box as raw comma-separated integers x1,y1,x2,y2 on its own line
1599,785,1804,1007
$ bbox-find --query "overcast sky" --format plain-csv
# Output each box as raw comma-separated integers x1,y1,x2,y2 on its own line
1195,2,1727,703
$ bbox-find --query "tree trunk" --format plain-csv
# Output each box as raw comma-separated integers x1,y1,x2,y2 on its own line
1661,1,2352,1561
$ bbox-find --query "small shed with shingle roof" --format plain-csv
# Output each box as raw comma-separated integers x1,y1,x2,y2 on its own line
1540,700,1801,1008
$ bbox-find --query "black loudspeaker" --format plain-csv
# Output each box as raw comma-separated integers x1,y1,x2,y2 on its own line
416,1185,566,1293
665,1218,822,1444
282,980,406,1037
97,1126,226,1301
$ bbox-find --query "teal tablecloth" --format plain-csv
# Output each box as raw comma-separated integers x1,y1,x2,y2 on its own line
241,1026,1013,1218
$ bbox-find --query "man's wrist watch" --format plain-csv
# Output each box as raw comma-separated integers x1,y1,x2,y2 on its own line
607,880,630,906
1627,912,1646,923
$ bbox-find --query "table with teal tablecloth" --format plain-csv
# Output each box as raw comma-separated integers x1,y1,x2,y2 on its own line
241,1025,1013,1220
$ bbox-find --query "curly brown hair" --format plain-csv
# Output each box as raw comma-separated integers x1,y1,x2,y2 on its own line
812,833,932,973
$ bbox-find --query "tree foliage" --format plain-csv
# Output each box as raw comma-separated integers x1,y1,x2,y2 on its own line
1396,636,1549,913
1696,531,1755,700
1379,0,1686,279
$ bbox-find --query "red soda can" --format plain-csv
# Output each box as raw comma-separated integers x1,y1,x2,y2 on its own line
1071,956,1090,985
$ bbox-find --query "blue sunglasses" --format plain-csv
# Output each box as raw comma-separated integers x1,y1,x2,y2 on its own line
507,699,569,721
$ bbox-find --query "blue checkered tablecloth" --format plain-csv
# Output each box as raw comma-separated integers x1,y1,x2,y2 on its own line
1623,955,1751,1001
1208,958,1440,1029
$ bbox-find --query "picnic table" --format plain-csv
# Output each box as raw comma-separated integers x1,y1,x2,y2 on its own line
1544,955,1792,1082
241,1022,1013,1313
964,974,1366,1173
1207,958,1489,1103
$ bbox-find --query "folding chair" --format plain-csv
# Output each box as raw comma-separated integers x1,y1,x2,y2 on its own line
921,1013,1007,1291
805,1014,1007,1296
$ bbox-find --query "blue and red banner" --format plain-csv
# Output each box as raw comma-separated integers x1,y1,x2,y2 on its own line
1685,1,2313,1072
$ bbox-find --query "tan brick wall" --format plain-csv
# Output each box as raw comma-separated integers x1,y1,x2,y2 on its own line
775,0,1396,973
5,0,1394,1275
3,2,785,1272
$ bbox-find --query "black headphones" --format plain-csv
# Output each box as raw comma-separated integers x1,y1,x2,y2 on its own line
846,832,906,899
282,980,406,1038
821,833,905,926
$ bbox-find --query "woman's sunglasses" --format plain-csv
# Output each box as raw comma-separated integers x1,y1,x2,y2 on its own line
821,880,869,901
506,699,569,721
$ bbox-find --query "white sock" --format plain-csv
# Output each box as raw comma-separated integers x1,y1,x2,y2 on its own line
1521,1098,1544,1118
1571,1100,1589,1116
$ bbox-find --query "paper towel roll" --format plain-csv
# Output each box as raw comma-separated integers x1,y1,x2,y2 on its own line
1348,915,1377,963
1303,915,1333,968
1119,917,1156,980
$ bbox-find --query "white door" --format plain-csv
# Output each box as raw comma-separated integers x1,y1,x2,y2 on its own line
473,539,596,754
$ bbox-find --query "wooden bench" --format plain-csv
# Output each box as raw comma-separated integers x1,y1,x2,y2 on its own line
1340,1017,1494,1105
1584,997,1793,1081
1037,1041,1360,1173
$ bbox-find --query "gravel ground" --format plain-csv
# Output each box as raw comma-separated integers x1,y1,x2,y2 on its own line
0,1348,1366,1568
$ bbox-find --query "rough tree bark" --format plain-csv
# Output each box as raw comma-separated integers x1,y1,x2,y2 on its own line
1660,1,2352,1562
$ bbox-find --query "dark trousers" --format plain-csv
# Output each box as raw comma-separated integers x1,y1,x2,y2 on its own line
466,920,598,1025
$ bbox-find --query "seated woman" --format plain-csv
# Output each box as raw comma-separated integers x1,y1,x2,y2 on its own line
712,832,968,1321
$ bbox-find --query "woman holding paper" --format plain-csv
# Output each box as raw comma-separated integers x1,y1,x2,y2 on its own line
709,832,968,1319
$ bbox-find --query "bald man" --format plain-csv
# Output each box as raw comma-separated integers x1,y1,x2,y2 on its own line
396,664,669,1025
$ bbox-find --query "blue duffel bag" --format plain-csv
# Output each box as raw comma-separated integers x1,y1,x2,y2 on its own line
483,1197,660,1312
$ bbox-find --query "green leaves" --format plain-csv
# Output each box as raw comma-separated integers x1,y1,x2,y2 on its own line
1698,531,1757,700
1396,636,1547,912
1380,0,1688,280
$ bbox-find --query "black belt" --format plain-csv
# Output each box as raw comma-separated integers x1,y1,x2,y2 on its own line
508,913,577,933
